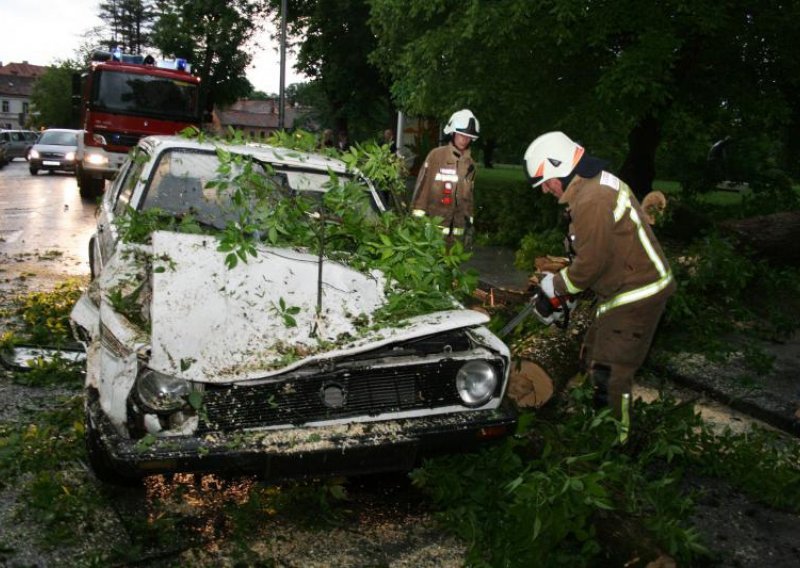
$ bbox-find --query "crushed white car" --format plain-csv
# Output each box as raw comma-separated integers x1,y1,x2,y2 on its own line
71,135,517,483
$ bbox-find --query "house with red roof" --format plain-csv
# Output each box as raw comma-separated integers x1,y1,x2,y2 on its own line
0,61,47,128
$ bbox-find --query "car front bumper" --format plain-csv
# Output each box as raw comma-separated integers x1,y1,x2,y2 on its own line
87,393,518,481
31,158,77,171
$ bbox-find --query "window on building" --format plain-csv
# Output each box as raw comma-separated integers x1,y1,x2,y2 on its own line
23,102,29,114
1,101,8,113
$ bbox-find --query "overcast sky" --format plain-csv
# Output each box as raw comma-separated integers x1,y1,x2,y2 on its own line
0,0,305,94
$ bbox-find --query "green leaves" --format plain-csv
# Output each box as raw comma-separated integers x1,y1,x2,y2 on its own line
272,297,302,328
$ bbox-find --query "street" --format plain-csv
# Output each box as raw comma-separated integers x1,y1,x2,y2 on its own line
0,158,97,287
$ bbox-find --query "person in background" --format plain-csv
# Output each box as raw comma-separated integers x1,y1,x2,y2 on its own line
320,129,335,149
383,128,397,154
410,109,479,248
337,130,349,152
523,131,675,442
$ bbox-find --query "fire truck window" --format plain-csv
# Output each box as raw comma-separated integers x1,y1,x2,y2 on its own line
97,71,196,119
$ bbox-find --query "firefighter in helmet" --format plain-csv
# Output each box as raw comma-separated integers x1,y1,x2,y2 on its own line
411,109,479,247
523,131,676,442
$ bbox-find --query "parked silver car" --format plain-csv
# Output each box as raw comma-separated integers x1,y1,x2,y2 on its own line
0,129,39,160
28,129,81,175
71,135,517,483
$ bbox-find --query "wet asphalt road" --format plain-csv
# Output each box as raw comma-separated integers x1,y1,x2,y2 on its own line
0,158,99,278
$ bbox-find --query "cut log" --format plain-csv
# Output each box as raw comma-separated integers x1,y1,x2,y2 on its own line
506,304,592,408
720,210,800,265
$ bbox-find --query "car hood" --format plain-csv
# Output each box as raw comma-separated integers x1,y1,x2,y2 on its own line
33,143,77,153
97,231,491,383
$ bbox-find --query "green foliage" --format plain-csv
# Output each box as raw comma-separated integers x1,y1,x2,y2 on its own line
114,206,206,244
369,0,800,204
272,298,301,328
514,228,567,272
265,0,393,140
660,232,800,353
413,387,799,566
473,165,562,247
118,130,477,323
2,280,84,345
11,353,84,388
97,0,156,54
0,396,85,487
150,0,261,109
29,60,82,129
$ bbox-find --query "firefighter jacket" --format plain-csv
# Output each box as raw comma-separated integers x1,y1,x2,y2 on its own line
553,171,675,317
411,143,476,235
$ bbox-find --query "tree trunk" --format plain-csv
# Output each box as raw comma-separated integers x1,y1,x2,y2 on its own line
720,210,800,266
619,114,661,201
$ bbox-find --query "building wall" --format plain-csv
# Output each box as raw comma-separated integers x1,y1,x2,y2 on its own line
0,62,46,129
0,96,31,129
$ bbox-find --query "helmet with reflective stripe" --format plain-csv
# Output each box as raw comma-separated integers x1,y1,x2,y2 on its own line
444,109,480,139
523,131,585,187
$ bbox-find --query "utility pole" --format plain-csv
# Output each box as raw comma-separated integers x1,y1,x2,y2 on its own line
278,0,287,130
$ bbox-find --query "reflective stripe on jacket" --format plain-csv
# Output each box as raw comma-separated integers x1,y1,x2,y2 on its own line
410,143,476,230
554,171,675,316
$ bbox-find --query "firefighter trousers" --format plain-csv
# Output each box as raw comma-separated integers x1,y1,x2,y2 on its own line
581,290,671,419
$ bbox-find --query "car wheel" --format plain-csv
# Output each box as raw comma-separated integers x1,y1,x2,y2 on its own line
84,406,141,486
29,166,38,175
78,170,104,199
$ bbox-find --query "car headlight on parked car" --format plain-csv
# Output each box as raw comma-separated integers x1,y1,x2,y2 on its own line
65,151,75,161
456,360,498,406
29,149,40,159
136,369,198,413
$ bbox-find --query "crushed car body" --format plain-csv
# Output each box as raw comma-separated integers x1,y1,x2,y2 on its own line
71,135,517,482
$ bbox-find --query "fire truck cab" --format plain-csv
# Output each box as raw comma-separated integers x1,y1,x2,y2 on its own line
74,50,201,198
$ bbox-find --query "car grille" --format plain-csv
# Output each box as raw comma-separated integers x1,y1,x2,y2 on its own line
40,151,66,159
198,358,504,433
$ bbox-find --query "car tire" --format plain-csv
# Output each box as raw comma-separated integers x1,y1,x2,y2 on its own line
29,166,38,175
78,170,104,199
85,406,141,486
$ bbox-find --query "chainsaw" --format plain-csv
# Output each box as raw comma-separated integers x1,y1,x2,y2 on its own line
498,285,575,337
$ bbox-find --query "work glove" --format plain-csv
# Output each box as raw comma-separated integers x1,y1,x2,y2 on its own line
531,286,564,327
540,272,556,299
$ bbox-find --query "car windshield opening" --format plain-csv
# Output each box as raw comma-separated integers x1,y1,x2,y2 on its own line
140,149,381,230
38,131,79,146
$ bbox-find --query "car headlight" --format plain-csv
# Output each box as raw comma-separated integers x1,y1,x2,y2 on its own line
136,369,198,413
29,149,40,159
456,360,498,406
65,151,75,161
86,152,108,166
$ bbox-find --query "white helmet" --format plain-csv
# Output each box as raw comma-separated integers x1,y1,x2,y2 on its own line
523,131,585,187
444,109,480,139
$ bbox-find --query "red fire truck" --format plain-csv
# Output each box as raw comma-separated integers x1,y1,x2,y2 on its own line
74,50,201,197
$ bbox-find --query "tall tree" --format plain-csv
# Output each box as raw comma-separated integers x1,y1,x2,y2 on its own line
265,0,393,140
151,0,265,112
29,61,83,129
369,0,800,199
98,0,157,53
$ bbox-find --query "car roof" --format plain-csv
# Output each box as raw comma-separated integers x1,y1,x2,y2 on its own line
139,135,350,174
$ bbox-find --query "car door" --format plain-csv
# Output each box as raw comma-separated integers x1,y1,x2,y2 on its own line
94,147,149,272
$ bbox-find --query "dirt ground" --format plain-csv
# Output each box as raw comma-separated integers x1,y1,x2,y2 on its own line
2,251,800,567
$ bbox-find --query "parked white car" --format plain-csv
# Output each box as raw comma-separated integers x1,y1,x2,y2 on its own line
71,135,516,483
